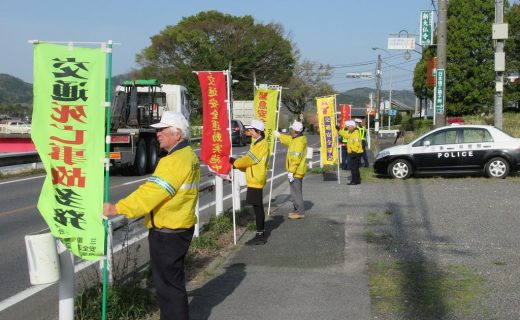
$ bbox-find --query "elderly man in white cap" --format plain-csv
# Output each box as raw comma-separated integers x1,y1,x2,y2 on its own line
275,120,308,219
338,120,363,185
230,119,269,244
104,111,199,320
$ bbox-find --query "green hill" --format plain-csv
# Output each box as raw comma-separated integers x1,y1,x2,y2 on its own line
0,73,33,105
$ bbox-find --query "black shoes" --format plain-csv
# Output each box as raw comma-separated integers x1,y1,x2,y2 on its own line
247,232,266,245
347,182,360,185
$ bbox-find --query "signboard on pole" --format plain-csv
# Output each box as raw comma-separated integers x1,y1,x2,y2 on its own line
420,10,434,46
339,104,351,129
435,69,445,114
388,37,416,50
254,87,279,154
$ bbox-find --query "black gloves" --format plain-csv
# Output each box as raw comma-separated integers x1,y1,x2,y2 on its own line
229,157,236,164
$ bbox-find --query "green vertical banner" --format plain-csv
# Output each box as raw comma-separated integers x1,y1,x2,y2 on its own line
420,10,434,46
254,88,279,154
32,43,106,260
435,69,445,114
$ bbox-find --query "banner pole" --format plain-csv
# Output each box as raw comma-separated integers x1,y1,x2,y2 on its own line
267,86,282,216
102,40,113,320
226,70,237,245
333,95,340,184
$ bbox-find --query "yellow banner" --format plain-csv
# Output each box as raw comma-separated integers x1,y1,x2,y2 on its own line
254,88,279,154
317,96,338,165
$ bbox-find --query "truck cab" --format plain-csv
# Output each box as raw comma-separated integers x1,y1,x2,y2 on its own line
109,79,191,175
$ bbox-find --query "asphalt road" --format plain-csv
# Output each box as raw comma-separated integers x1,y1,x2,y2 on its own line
0,135,321,306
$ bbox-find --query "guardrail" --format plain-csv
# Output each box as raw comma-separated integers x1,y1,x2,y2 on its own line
0,152,40,167
0,137,202,168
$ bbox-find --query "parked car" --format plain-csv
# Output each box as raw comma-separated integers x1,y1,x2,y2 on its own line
231,119,247,146
373,124,520,179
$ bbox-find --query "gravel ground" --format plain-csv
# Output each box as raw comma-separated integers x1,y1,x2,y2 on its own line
358,177,520,319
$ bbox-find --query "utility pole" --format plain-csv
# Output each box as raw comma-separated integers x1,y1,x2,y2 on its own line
494,0,506,129
375,54,382,131
435,0,447,127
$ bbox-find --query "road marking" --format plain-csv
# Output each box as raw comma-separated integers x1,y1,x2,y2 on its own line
0,175,45,185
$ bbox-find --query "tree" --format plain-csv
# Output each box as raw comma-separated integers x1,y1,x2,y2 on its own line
136,11,295,107
283,59,336,116
444,0,496,115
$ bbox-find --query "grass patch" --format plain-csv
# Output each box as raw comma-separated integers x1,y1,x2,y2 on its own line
369,260,487,318
76,283,155,320
493,261,506,266
191,235,220,251
308,164,336,174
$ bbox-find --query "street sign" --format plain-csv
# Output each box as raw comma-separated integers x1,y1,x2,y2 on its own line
346,72,372,79
387,37,415,50
420,11,434,46
388,109,397,116
435,69,445,113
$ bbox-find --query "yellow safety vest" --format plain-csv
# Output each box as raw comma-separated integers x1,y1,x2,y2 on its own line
116,141,200,229
234,136,268,188
338,129,363,154
279,133,307,178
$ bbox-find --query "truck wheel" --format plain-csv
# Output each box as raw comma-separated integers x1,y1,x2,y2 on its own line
132,139,148,176
146,138,159,173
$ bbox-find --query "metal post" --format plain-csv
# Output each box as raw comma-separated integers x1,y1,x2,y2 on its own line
215,176,224,216
435,0,448,127
194,199,200,237
225,68,236,244
232,169,241,211
58,241,74,320
375,54,382,132
267,86,282,216
494,0,504,129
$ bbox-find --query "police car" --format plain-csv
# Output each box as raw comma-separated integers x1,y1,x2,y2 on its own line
373,125,520,179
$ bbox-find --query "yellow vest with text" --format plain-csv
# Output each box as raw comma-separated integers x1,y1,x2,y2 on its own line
115,143,200,229
279,134,307,178
233,137,268,188
338,129,363,154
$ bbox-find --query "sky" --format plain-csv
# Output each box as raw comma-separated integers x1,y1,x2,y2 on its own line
0,0,439,93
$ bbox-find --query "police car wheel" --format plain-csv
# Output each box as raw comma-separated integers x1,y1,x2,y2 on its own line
388,159,412,179
485,157,509,179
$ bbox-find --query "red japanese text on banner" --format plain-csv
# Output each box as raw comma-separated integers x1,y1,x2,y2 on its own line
197,72,231,175
32,43,105,260
253,88,279,154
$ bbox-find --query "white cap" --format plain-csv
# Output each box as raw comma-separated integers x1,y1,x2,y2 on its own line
290,121,303,132
151,111,190,138
345,120,356,128
250,119,265,131
354,118,363,123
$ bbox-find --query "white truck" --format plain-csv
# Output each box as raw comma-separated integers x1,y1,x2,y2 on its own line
109,79,191,175
232,100,255,126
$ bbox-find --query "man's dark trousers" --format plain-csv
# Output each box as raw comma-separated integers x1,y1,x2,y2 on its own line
149,227,194,320
350,153,362,184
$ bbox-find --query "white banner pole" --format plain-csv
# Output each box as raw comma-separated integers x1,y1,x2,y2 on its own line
267,86,282,216
225,70,237,245
333,95,340,184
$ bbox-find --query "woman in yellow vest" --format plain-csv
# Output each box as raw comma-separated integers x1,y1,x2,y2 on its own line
355,118,369,167
230,119,269,244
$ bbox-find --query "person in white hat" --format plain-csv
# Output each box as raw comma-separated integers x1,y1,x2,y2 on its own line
354,118,369,167
275,120,308,219
230,119,269,244
104,111,199,319
338,120,363,185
